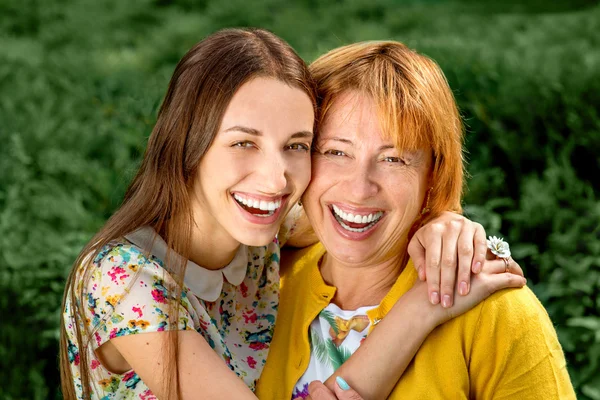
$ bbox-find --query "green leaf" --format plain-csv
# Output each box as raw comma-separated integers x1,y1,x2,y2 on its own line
310,327,330,367
319,309,339,335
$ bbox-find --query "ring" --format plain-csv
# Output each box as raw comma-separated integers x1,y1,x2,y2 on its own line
503,257,510,272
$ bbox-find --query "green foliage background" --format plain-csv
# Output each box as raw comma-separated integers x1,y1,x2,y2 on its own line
1,0,599,398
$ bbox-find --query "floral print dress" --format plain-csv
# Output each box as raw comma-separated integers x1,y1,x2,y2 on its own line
63,226,280,399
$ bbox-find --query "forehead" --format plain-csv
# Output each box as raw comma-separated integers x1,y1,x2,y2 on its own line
320,90,432,155
319,91,386,143
222,77,314,128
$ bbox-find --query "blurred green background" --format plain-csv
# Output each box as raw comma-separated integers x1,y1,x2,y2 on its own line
1,0,599,398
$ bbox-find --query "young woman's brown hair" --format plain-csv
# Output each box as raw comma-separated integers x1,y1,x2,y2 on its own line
59,28,316,399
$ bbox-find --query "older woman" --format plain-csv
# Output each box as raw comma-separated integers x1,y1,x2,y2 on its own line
256,42,575,399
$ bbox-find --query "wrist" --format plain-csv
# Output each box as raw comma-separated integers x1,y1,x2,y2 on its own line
389,286,443,333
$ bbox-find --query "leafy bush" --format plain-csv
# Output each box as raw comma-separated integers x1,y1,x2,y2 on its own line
1,0,598,398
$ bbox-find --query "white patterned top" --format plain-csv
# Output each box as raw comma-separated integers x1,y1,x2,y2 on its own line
292,302,376,399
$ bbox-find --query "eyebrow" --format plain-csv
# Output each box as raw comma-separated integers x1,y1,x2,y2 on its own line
325,137,396,151
224,125,313,139
327,137,353,145
224,126,261,136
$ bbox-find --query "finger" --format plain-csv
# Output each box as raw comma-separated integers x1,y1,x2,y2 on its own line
448,272,527,321
308,381,337,400
480,259,507,274
472,224,487,273
425,223,443,305
439,220,462,308
488,273,527,291
407,233,427,281
507,258,524,277
456,222,476,296
481,258,525,277
333,377,364,400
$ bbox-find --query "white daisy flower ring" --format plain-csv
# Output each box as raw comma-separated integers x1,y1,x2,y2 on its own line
487,235,511,259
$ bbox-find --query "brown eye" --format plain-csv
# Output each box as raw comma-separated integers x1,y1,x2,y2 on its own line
232,141,255,148
287,143,310,152
383,156,406,165
325,149,346,157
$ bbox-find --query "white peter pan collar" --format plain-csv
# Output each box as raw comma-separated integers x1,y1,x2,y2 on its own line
125,226,248,302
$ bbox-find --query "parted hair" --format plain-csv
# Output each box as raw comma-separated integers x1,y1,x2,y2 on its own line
59,28,316,400
309,41,465,224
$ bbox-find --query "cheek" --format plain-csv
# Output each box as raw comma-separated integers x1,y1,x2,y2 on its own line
311,155,340,176
288,155,312,191
303,172,335,218
385,172,426,210
221,150,262,180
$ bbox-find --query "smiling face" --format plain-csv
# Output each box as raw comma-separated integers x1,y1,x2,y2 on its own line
303,91,432,266
192,77,314,247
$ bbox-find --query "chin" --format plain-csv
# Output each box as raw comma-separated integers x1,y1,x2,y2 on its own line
234,228,279,247
328,246,372,265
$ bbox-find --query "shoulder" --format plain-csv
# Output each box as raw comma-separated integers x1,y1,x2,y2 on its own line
473,286,564,356
93,240,160,267
81,240,171,309
90,240,165,280
465,287,575,398
78,241,197,344
479,286,552,328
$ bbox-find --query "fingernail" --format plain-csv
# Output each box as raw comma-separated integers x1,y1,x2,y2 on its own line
430,291,440,305
336,376,350,391
442,295,452,308
459,281,468,295
473,262,482,273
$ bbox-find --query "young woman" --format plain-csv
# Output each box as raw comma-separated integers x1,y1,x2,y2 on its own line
60,29,519,400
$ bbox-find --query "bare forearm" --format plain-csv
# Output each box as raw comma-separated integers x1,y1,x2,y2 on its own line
323,288,442,399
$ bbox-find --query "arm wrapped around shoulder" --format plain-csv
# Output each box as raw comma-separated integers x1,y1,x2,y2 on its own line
469,286,576,399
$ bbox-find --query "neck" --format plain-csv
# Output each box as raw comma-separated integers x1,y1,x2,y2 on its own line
187,200,241,271
320,250,408,310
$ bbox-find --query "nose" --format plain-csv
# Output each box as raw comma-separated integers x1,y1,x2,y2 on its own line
345,162,379,201
257,152,288,194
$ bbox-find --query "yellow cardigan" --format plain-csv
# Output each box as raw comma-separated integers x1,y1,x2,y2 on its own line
256,243,575,399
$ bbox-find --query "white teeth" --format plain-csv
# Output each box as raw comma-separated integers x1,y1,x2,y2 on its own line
338,219,371,233
233,194,283,216
234,194,244,204
332,204,384,225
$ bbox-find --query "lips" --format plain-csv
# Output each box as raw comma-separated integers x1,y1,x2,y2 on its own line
231,192,289,226
233,193,283,217
330,204,385,234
